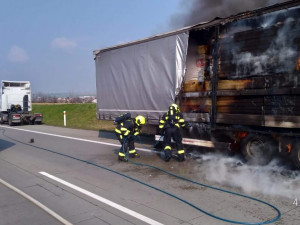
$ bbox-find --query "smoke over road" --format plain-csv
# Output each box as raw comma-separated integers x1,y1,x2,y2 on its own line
170,0,291,28
191,152,300,199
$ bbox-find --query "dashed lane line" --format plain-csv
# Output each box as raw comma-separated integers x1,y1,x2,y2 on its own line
40,171,164,225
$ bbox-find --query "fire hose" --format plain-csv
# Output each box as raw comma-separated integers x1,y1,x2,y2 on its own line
123,136,281,224
2,129,281,225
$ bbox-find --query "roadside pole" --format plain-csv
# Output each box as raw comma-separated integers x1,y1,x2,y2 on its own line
63,111,66,127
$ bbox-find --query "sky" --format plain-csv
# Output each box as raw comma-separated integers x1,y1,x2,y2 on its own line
0,0,290,95
0,0,183,95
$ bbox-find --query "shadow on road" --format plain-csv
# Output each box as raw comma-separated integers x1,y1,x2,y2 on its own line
0,139,15,152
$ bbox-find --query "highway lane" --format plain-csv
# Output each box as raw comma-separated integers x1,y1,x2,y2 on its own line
0,124,299,225
0,182,63,225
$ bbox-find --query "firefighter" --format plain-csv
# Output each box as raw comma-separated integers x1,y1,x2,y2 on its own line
158,103,187,162
115,114,146,162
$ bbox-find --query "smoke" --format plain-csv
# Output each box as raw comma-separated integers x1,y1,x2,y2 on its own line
170,0,291,28
191,152,300,199
232,16,299,77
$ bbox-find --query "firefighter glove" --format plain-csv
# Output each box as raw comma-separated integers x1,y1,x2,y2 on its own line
186,122,192,128
158,129,164,135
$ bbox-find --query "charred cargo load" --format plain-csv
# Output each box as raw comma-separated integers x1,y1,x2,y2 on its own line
0,81,43,126
94,0,300,168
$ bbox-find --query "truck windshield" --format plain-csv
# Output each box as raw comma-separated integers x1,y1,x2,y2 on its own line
3,82,28,87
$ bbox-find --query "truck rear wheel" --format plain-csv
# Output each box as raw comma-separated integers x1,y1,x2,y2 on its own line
8,116,13,126
291,141,300,169
0,114,3,124
241,134,276,165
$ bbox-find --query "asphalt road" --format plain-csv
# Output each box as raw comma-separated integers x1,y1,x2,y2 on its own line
0,124,299,225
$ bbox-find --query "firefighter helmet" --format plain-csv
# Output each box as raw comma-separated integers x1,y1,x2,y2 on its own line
171,103,180,112
135,115,146,126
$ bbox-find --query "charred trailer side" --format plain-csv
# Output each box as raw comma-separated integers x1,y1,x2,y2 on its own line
182,0,300,168
0,81,43,126
94,0,300,169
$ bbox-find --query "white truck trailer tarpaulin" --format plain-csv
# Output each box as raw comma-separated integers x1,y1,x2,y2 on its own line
95,32,189,123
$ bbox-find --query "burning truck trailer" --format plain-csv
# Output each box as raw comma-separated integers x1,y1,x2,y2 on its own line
94,0,300,169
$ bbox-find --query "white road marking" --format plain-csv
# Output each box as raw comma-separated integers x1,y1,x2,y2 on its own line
0,177,73,225
40,171,163,225
0,125,157,153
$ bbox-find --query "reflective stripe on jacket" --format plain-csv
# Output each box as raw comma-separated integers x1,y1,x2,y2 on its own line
115,119,140,136
159,108,185,129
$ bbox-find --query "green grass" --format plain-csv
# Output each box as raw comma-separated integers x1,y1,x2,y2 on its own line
32,103,114,131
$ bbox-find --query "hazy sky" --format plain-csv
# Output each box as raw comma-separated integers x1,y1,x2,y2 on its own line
0,0,289,95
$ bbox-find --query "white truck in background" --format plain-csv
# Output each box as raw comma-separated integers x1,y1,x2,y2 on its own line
0,80,42,126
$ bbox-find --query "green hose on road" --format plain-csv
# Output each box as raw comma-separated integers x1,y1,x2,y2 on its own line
130,136,281,224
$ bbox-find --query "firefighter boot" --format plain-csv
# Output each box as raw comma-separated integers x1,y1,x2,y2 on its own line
118,151,128,162
176,150,185,162
129,153,140,158
118,156,128,162
164,150,172,162
177,154,185,162
129,149,140,158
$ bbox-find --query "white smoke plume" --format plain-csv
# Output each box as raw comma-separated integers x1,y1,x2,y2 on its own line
232,16,299,77
191,153,300,199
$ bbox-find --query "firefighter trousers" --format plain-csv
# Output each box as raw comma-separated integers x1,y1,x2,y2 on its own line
163,126,185,161
115,133,136,159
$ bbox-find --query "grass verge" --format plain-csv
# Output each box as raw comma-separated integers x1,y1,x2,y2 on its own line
32,103,114,131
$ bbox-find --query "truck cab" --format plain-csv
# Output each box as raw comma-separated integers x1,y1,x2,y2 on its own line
0,80,42,126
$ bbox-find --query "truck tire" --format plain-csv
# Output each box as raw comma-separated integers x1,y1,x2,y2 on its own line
291,141,300,169
241,134,276,165
0,114,3,124
8,116,13,126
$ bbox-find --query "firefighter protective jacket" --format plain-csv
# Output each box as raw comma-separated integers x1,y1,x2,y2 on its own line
159,107,186,130
115,119,141,138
